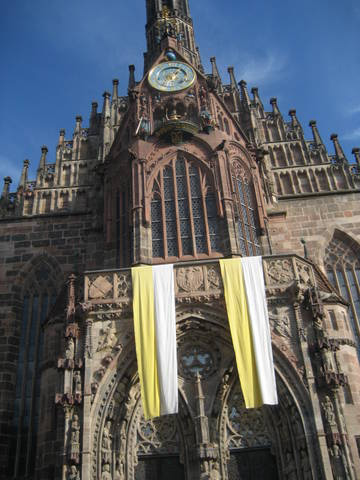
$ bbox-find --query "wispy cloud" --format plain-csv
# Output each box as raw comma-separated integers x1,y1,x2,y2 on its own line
236,51,287,85
342,127,360,141
346,104,360,116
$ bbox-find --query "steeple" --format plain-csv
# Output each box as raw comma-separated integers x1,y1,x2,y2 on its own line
144,0,200,72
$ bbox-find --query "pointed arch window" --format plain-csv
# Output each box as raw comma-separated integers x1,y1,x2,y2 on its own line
232,162,261,256
151,155,223,260
325,234,360,353
12,263,57,478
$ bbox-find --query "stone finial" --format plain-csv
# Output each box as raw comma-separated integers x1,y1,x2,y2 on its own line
128,65,136,90
309,120,323,146
112,79,119,101
288,109,300,128
102,92,111,117
270,97,281,116
38,145,48,170
75,116,82,134
18,159,29,189
91,101,98,114
352,147,360,167
2,176,12,199
58,129,65,146
227,66,238,90
239,80,251,106
210,56,221,82
251,87,263,107
300,238,308,259
330,133,345,162
90,102,98,132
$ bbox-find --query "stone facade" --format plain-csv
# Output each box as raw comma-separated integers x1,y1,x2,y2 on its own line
1,0,360,479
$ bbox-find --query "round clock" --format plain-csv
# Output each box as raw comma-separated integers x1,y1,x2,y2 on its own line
148,61,196,92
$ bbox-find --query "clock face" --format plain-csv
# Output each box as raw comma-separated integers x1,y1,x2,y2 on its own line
148,61,196,92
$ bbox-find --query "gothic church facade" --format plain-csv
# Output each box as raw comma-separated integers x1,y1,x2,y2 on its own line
1,0,360,478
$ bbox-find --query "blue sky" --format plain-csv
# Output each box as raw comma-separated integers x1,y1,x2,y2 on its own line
1,0,359,187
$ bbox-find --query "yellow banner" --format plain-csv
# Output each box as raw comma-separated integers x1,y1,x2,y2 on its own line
220,258,262,408
132,266,160,419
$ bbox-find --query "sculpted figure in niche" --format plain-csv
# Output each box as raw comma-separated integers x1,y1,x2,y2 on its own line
102,420,112,464
71,414,80,444
322,352,335,372
210,462,221,480
300,449,312,480
321,396,336,425
73,371,82,396
102,464,112,480
66,337,75,360
200,463,210,480
68,465,80,480
330,444,346,479
114,460,124,480
97,323,117,352
284,451,297,480
270,307,291,338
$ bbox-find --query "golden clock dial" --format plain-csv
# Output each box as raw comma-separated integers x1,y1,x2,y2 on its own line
148,61,196,92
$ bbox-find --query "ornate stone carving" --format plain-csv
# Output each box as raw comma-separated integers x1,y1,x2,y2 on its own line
177,266,204,292
69,413,81,464
207,265,221,290
269,306,291,338
266,259,293,284
97,322,117,352
322,396,336,426
73,370,82,397
65,337,75,360
116,272,131,297
68,465,80,480
283,451,297,480
225,387,271,449
88,275,113,299
179,344,218,379
300,449,312,480
101,464,112,480
101,419,112,464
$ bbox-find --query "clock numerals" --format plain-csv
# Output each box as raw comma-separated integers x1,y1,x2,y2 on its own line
148,61,196,92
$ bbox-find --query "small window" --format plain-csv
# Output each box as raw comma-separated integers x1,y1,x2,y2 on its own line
329,310,338,330
355,436,360,458
343,385,353,405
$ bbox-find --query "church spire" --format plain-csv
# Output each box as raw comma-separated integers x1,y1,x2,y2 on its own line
144,0,200,72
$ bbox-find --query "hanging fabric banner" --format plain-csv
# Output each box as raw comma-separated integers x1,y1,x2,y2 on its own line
132,264,178,419
220,257,277,408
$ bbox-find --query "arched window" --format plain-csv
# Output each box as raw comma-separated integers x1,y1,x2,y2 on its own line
325,233,360,352
151,155,222,260
12,262,58,478
232,162,261,256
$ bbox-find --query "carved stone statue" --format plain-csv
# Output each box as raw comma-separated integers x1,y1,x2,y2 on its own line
69,414,80,463
270,307,291,338
71,414,80,444
284,451,297,480
102,420,112,464
66,337,75,360
101,463,112,480
73,371,82,396
97,323,116,352
210,462,221,480
330,444,346,479
114,460,124,480
300,449,312,480
322,396,336,426
68,465,80,480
